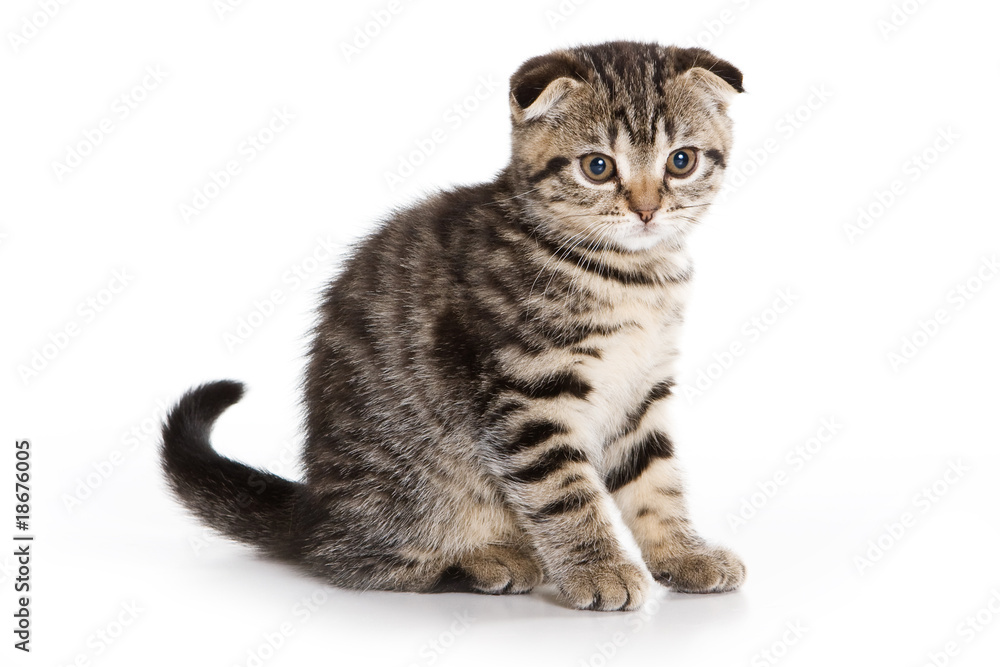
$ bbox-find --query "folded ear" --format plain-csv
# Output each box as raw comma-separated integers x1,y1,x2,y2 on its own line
509,51,590,122
671,46,744,104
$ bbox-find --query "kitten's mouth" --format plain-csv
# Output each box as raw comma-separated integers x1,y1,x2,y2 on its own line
610,211,697,251
634,222,661,236
609,219,669,251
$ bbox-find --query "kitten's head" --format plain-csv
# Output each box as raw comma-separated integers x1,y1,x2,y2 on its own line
508,42,743,253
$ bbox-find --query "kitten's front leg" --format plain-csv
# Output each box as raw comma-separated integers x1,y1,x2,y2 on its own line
605,380,746,593
487,405,652,611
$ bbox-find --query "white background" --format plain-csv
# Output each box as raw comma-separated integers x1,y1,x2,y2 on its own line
3,0,1000,665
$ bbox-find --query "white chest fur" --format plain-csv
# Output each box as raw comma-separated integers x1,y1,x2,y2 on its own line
575,284,687,455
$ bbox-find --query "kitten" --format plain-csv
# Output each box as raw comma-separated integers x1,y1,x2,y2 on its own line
161,41,746,611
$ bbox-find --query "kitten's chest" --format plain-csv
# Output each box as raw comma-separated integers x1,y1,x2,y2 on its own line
573,293,683,445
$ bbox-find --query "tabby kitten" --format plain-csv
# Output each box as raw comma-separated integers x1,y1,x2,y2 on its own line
161,41,746,611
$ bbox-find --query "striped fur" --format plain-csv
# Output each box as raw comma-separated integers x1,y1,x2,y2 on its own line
161,41,746,611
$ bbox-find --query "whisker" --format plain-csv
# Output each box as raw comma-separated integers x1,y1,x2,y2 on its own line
547,224,606,295
487,186,544,205
529,222,604,304
544,222,607,300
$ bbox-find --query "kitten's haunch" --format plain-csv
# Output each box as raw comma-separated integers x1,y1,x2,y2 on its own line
161,41,747,611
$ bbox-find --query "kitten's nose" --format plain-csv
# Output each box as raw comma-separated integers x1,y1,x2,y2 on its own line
627,177,661,223
630,207,658,224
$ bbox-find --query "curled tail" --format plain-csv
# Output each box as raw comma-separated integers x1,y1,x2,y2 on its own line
160,380,320,565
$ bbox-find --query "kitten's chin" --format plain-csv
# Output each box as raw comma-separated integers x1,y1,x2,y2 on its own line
609,221,687,253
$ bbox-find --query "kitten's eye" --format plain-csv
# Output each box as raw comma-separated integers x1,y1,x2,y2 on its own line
666,148,698,178
580,153,616,183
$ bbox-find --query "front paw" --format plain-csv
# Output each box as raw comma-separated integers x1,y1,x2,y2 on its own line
557,559,651,611
650,545,745,594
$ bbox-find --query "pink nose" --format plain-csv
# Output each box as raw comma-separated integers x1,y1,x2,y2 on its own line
632,208,658,223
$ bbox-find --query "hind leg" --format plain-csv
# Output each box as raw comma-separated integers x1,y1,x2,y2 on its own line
335,480,543,595
432,543,543,594
355,542,542,594
428,486,544,594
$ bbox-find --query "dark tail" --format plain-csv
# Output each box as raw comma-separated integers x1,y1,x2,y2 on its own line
160,381,319,565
